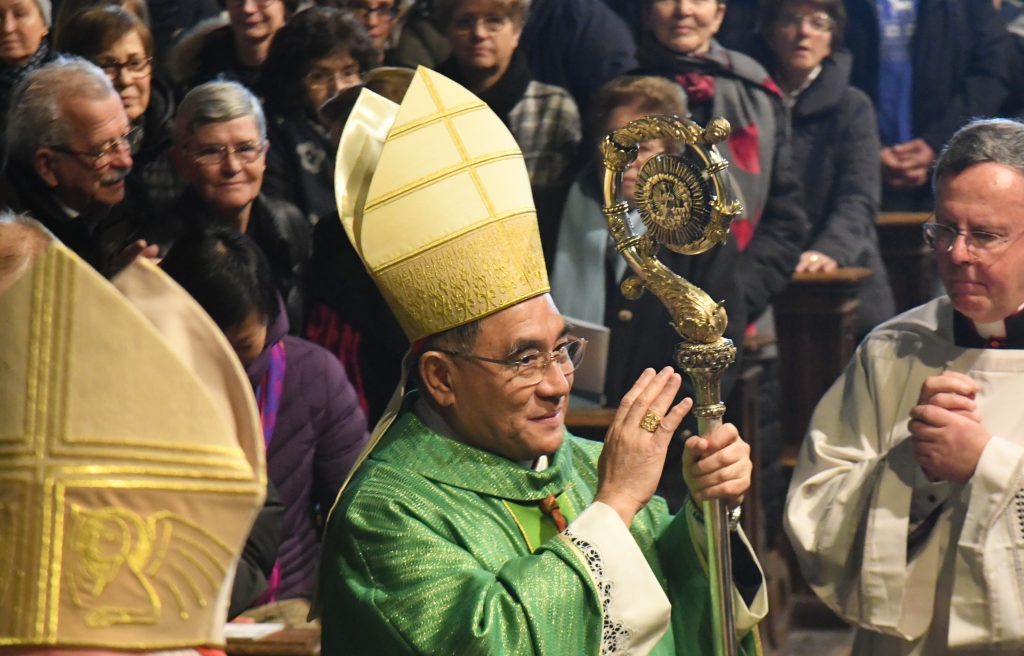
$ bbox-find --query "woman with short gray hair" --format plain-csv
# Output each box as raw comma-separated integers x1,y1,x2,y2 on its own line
158,79,310,332
0,0,54,146
174,78,268,145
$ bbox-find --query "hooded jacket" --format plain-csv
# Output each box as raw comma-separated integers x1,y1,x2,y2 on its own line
244,306,369,601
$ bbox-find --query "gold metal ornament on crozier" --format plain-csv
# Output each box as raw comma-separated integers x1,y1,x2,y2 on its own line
599,115,741,345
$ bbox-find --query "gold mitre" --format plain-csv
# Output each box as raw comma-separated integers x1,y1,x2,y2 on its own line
335,66,549,342
0,243,265,650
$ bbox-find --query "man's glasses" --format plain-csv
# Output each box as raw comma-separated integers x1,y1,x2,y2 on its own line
451,14,510,34
189,141,267,166
348,2,397,21
97,57,153,79
777,11,834,33
437,338,588,386
923,222,1015,259
51,126,142,169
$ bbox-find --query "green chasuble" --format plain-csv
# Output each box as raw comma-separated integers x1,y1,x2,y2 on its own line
319,408,764,655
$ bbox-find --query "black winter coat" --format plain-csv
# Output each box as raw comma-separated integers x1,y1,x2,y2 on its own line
130,77,185,207
783,51,895,335
518,0,637,117
0,160,152,278
146,191,312,332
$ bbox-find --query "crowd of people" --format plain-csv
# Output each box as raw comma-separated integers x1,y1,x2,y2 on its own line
3,0,1024,655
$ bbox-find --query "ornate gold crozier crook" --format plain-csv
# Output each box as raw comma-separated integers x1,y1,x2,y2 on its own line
600,114,743,656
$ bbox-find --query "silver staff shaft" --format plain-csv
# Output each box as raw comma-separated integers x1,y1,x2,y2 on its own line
678,340,737,656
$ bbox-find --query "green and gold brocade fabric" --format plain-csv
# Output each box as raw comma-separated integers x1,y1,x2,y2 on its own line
319,408,762,655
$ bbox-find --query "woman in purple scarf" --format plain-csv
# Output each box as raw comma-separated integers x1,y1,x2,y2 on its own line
161,226,369,626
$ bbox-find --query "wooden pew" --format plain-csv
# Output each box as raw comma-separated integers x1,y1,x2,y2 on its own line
227,628,321,655
773,268,872,461
877,211,935,313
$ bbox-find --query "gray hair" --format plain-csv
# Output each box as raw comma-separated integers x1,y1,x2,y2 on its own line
933,118,1024,189
32,0,51,25
0,211,53,294
424,319,481,354
5,57,116,167
174,80,267,145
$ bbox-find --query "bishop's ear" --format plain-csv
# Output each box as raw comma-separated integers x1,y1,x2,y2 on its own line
418,351,458,408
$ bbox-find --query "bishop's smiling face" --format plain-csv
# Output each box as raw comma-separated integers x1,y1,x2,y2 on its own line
435,294,574,462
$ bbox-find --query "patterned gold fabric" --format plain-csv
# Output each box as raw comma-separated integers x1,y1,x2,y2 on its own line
334,66,549,342
0,245,265,650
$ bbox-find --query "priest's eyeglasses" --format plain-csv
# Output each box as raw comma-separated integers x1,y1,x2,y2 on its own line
440,338,588,385
923,222,1014,258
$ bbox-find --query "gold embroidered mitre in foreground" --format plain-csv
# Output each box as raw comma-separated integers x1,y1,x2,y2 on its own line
0,244,265,649
335,66,549,342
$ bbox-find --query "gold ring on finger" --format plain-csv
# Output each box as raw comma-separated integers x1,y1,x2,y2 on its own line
640,410,661,433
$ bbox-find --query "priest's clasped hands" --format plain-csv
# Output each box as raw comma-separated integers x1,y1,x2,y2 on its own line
909,370,991,484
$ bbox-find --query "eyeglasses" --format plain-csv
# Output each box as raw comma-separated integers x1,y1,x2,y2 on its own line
226,0,279,9
451,14,511,34
348,2,397,21
922,222,1016,258
304,66,361,89
51,126,142,169
97,56,153,79
777,11,834,33
651,0,721,9
189,141,267,166
438,337,588,386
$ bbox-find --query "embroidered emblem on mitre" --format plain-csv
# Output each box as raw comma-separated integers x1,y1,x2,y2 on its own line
0,245,265,650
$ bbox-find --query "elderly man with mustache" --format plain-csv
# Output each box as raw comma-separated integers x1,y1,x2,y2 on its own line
0,56,155,277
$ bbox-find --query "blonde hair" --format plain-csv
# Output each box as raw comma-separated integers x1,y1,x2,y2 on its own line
589,75,689,139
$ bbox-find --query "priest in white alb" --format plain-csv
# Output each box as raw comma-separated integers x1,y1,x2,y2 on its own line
786,118,1024,655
